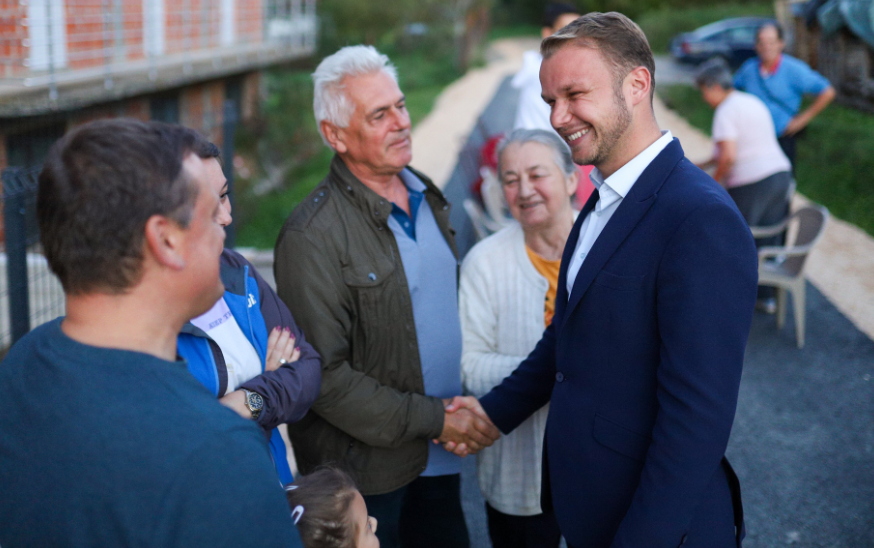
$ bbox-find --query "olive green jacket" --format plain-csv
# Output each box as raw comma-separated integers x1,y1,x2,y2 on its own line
274,155,458,495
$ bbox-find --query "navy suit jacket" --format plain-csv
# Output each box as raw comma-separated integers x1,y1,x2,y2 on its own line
479,139,758,548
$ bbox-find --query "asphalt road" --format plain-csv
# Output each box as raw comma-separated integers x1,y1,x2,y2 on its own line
450,77,874,548
654,54,699,86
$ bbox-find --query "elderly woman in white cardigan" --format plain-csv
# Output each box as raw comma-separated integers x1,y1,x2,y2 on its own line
459,128,578,548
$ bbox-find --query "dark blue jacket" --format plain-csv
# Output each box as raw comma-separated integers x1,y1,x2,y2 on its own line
480,140,758,548
178,249,321,485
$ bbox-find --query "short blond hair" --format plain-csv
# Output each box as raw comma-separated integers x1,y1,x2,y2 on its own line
541,12,656,98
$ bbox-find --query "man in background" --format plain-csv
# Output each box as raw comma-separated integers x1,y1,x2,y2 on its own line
734,22,835,169
512,2,582,131
511,2,594,205
0,119,301,547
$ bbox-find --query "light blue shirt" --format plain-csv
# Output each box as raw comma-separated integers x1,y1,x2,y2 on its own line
734,54,831,136
389,169,463,477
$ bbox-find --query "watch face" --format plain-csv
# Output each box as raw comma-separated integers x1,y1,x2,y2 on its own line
247,391,264,410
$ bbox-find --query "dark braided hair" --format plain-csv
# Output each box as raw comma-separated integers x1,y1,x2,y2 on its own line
285,467,359,548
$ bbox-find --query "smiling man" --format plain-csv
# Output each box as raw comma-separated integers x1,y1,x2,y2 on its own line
274,45,499,548
446,12,759,548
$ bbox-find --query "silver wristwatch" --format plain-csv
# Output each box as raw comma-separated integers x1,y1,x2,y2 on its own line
243,389,264,420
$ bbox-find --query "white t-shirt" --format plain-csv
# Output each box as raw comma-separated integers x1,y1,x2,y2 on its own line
511,51,555,132
190,297,263,393
712,90,791,188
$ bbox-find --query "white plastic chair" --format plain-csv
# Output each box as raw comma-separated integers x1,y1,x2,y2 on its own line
479,166,513,231
751,204,829,349
463,198,504,241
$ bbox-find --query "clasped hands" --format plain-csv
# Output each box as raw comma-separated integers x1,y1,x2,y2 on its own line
434,396,500,457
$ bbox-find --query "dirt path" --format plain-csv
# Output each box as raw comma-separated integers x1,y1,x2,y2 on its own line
412,38,874,342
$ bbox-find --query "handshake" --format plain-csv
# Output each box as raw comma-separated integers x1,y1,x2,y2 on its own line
434,396,501,457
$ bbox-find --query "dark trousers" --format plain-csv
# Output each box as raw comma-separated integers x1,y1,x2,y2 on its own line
486,502,562,548
728,170,792,299
778,134,797,171
363,474,469,548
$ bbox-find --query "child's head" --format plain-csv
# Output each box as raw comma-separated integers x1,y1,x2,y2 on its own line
285,467,379,548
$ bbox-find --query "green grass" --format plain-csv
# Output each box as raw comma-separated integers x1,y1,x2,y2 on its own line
235,148,334,249
637,2,774,53
488,24,541,41
659,84,874,237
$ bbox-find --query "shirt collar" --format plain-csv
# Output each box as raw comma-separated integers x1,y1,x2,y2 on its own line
760,54,783,76
399,168,427,192
589,130,673,211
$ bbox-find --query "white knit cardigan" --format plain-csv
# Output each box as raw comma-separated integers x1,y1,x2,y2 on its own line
459,221,552,516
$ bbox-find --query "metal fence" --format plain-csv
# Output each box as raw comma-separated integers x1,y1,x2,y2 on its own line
0,167,64,352
0,94,240,352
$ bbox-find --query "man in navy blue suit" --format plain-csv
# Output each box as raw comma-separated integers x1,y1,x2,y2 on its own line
445,12,758,548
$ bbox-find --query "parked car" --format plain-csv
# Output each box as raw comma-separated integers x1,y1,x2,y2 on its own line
670,17,776,68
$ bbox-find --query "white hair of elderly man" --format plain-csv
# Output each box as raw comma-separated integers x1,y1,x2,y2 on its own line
312,45,399,147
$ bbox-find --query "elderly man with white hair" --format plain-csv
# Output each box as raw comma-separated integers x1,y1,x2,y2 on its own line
274,45,499,548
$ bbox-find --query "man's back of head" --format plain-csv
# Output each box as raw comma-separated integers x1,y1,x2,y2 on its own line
38,119,227,358
39,119,198,296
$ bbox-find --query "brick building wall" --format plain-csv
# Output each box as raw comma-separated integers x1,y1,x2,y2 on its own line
0,3,27,77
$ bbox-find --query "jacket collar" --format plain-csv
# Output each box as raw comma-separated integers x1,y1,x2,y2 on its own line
328,154,445,228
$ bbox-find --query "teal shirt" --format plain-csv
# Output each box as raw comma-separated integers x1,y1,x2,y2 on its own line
0,319,303,547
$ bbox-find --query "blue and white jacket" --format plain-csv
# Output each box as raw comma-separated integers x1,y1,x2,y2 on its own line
178,249,321,485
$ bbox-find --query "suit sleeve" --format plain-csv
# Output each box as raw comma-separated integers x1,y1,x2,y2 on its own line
274,227,445,448
611,200,757,548
239,259,322,430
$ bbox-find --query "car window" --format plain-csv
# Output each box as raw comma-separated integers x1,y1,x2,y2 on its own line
728,26,757,43
704,30,729,43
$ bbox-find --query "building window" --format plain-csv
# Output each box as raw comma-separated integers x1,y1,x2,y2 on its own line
27,0,68,71
6,123,66,169
144,0,166,56
150,93,180,124
221,0,236,46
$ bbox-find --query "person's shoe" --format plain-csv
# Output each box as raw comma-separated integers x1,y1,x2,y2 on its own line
756,297,777,314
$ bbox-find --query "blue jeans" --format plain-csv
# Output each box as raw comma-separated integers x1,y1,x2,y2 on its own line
363,474,469,548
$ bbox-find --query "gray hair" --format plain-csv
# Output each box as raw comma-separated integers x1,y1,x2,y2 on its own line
694,57,734,90
496,129,577,181
312,45,399,147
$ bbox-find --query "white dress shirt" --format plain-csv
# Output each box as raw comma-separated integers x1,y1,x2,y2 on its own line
566,131,674,296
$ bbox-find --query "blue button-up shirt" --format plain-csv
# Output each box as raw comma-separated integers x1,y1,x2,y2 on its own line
388,169,463,477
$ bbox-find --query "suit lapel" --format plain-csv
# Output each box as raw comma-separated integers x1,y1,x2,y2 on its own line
554,189,599,331
562,139,685,325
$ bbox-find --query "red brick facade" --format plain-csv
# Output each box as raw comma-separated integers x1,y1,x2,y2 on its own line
1,0,270,76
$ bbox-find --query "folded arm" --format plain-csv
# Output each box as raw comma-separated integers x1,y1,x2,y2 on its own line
236,255,322,430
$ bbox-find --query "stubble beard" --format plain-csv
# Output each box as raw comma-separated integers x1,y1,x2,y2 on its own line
573,84,633,167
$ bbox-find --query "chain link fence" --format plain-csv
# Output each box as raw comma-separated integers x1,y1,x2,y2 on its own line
0,167,64,353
